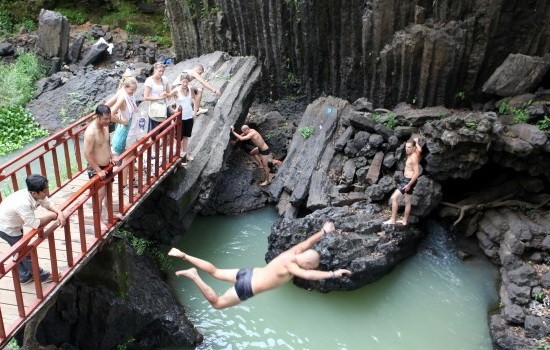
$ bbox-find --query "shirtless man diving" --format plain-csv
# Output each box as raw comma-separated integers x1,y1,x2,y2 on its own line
383,137,423,226
169,222,352,310
83,104,116,230
231,124,272,186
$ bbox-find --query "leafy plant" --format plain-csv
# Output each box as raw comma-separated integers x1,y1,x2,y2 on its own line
7,338,19,349
537,341,550,350
384,112,397,129
299,126,314,139
115,228,173,270
0,105,48,156
371,113,382,123
124,21,136,34
456,91,466,101
116,337,135,350
465,120,478,130
533,291,544,302
536,115,550,131
498,99,509,115
511,106,529,124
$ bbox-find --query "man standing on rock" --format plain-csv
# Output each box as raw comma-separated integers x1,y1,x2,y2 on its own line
0,174,66,284
181,64,222,116
169,222,351,309
383,137,423,226
231,124,272,186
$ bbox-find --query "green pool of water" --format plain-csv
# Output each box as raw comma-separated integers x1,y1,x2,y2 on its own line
165,207,498,350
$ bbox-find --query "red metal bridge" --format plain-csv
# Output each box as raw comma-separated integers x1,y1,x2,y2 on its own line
0,112,182,345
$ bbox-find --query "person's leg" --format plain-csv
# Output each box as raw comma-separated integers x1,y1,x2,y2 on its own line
399,193,412,225
249,148,262,167
175,268,242,309
98,186,108,230
259,154,271,186
168,248,239,282
0,231,32,281
191,87,205,115
383,190,401,225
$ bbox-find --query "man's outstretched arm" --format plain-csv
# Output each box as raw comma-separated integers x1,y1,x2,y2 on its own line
288,263,351,280
291,222,335,253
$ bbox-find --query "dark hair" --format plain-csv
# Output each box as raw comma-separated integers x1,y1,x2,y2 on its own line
96,104,111,116
26,174,48,192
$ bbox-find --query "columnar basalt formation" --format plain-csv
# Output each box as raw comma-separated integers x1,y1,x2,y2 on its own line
165,0,550,106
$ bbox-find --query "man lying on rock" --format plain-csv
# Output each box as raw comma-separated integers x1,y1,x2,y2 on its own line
169,222,351,309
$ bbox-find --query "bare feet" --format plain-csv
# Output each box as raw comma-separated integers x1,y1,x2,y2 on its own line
168,247,186,259
100,221,109,231
175,267,197,278
383,219,396,225
260,180,271,186
114,213,124,220
397,219,408,226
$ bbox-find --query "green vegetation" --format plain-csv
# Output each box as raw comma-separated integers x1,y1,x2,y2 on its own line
0,52,48,156
533,290,544,302
536,115,550,131
116,337,135,350
299,126,315,139
0,52,45,107
456,91,466,101
116,228,173,271
7,338,19,349
384,112,397,129
511,106,529,124
498,99,509,115
465,120,478,130
54,7,87,25
0,106,49,156
371,112,397,129
537,341,550,350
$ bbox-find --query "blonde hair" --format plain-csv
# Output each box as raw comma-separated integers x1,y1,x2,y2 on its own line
118,72,138,90
153,62,166,70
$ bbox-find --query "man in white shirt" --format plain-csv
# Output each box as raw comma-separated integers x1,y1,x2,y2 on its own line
0,174,66,284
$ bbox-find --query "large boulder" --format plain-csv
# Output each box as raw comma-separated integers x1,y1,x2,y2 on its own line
482,53,550,97
35,9,70,62
266,203,424,292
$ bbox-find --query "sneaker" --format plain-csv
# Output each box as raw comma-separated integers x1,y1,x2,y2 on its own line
21,275,33,285
197,108,208,115
39,272,52,283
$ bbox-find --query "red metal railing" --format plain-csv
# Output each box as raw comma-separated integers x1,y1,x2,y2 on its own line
0,112,181,344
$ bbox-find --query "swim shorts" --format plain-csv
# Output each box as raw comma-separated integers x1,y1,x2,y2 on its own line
235,268,254,301
87,164,113,180
259,147,270,156
398,177,415,195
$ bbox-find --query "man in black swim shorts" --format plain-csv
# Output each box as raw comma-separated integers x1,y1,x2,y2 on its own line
169,222,352,309
383,137,423,226
231,124,272,186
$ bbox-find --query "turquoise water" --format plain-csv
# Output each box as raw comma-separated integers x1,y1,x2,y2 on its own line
166,207,498,350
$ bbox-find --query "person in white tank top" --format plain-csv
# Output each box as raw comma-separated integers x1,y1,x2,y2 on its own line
168,73,195,166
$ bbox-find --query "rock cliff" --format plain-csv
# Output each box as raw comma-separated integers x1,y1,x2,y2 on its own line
165,0,550,106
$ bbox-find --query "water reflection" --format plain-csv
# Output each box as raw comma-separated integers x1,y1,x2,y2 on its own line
166,207,498,350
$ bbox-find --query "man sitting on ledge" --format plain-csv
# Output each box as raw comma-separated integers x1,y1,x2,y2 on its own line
169,222,351,309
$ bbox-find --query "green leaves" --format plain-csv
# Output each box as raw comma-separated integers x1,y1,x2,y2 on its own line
0,105,48,156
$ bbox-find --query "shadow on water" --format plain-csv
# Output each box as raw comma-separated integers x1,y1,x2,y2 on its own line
164,207,499,350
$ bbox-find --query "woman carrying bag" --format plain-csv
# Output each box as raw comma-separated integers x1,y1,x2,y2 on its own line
144,62,171,132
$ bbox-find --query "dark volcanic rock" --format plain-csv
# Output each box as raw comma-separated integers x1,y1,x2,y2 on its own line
33,241,201,349
266,203,424,292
